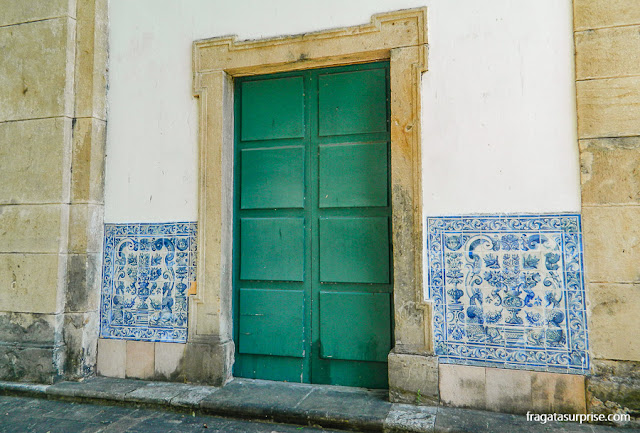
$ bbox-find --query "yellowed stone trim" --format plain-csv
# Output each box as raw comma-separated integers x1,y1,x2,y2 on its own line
193,9,427,78
191,7,430,383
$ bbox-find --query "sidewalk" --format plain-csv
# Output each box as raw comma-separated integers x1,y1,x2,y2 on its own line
0,377,634,433
0,394,348,432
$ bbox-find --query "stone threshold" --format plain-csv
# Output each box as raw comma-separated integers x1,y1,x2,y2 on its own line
0,377,626,433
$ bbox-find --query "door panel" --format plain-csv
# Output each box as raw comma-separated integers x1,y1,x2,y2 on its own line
319,291,391,362
241,147,305,209
318,69,387,136
241,76,305,141
240,218,305,282
238,288,305,357
319,217,390,284
234,63,392,388
318,142,388,208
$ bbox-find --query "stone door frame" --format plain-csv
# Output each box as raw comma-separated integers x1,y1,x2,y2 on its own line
191,8,430,385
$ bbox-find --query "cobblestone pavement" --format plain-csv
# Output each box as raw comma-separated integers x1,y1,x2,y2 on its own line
0,395,346,433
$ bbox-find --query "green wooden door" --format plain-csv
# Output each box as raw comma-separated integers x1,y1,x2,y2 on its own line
233,62,392,389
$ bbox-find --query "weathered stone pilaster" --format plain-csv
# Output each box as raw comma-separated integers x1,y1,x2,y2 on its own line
574,0,640,426
0,0,107,383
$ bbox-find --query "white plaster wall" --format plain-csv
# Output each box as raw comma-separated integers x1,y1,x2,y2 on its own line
104,0,580,223
421,1,579,215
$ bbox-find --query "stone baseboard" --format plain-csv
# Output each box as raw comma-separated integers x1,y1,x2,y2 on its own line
439,363,586,415
96,336,234,387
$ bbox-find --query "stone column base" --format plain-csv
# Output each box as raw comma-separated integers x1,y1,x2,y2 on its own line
388,351,439,405
183,339,234,386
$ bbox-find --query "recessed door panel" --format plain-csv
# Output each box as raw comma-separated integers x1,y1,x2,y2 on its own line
240,218,304,281
319,291,391,362
319,142,388,208
318,69,387,136
239,288,305,357
241,146,304,209
241,76,305,141
319,217,390,284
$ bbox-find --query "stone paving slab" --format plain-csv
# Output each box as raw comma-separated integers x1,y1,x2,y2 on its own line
47,376,148,400
169,384,219,408
199,378,316,420
0,377,636,432
127,381,190,404
198,378,393,431
295,385,391,431
433,407,634,433
384,404,436,433
0,394,346,433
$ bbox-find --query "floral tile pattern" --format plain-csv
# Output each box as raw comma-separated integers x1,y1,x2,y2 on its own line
100,222,197,343
426,215,588,374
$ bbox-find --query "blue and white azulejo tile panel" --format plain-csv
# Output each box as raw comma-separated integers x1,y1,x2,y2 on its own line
426,215,589,374
100,222,197,343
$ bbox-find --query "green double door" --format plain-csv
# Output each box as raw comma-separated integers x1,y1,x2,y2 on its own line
233,62,392,389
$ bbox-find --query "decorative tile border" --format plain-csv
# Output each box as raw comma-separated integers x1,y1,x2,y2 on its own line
426,215,589,374
100,222,197,343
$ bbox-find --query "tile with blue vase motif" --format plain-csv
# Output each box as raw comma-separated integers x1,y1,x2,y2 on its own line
426,215,588,374
100,222,197,343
